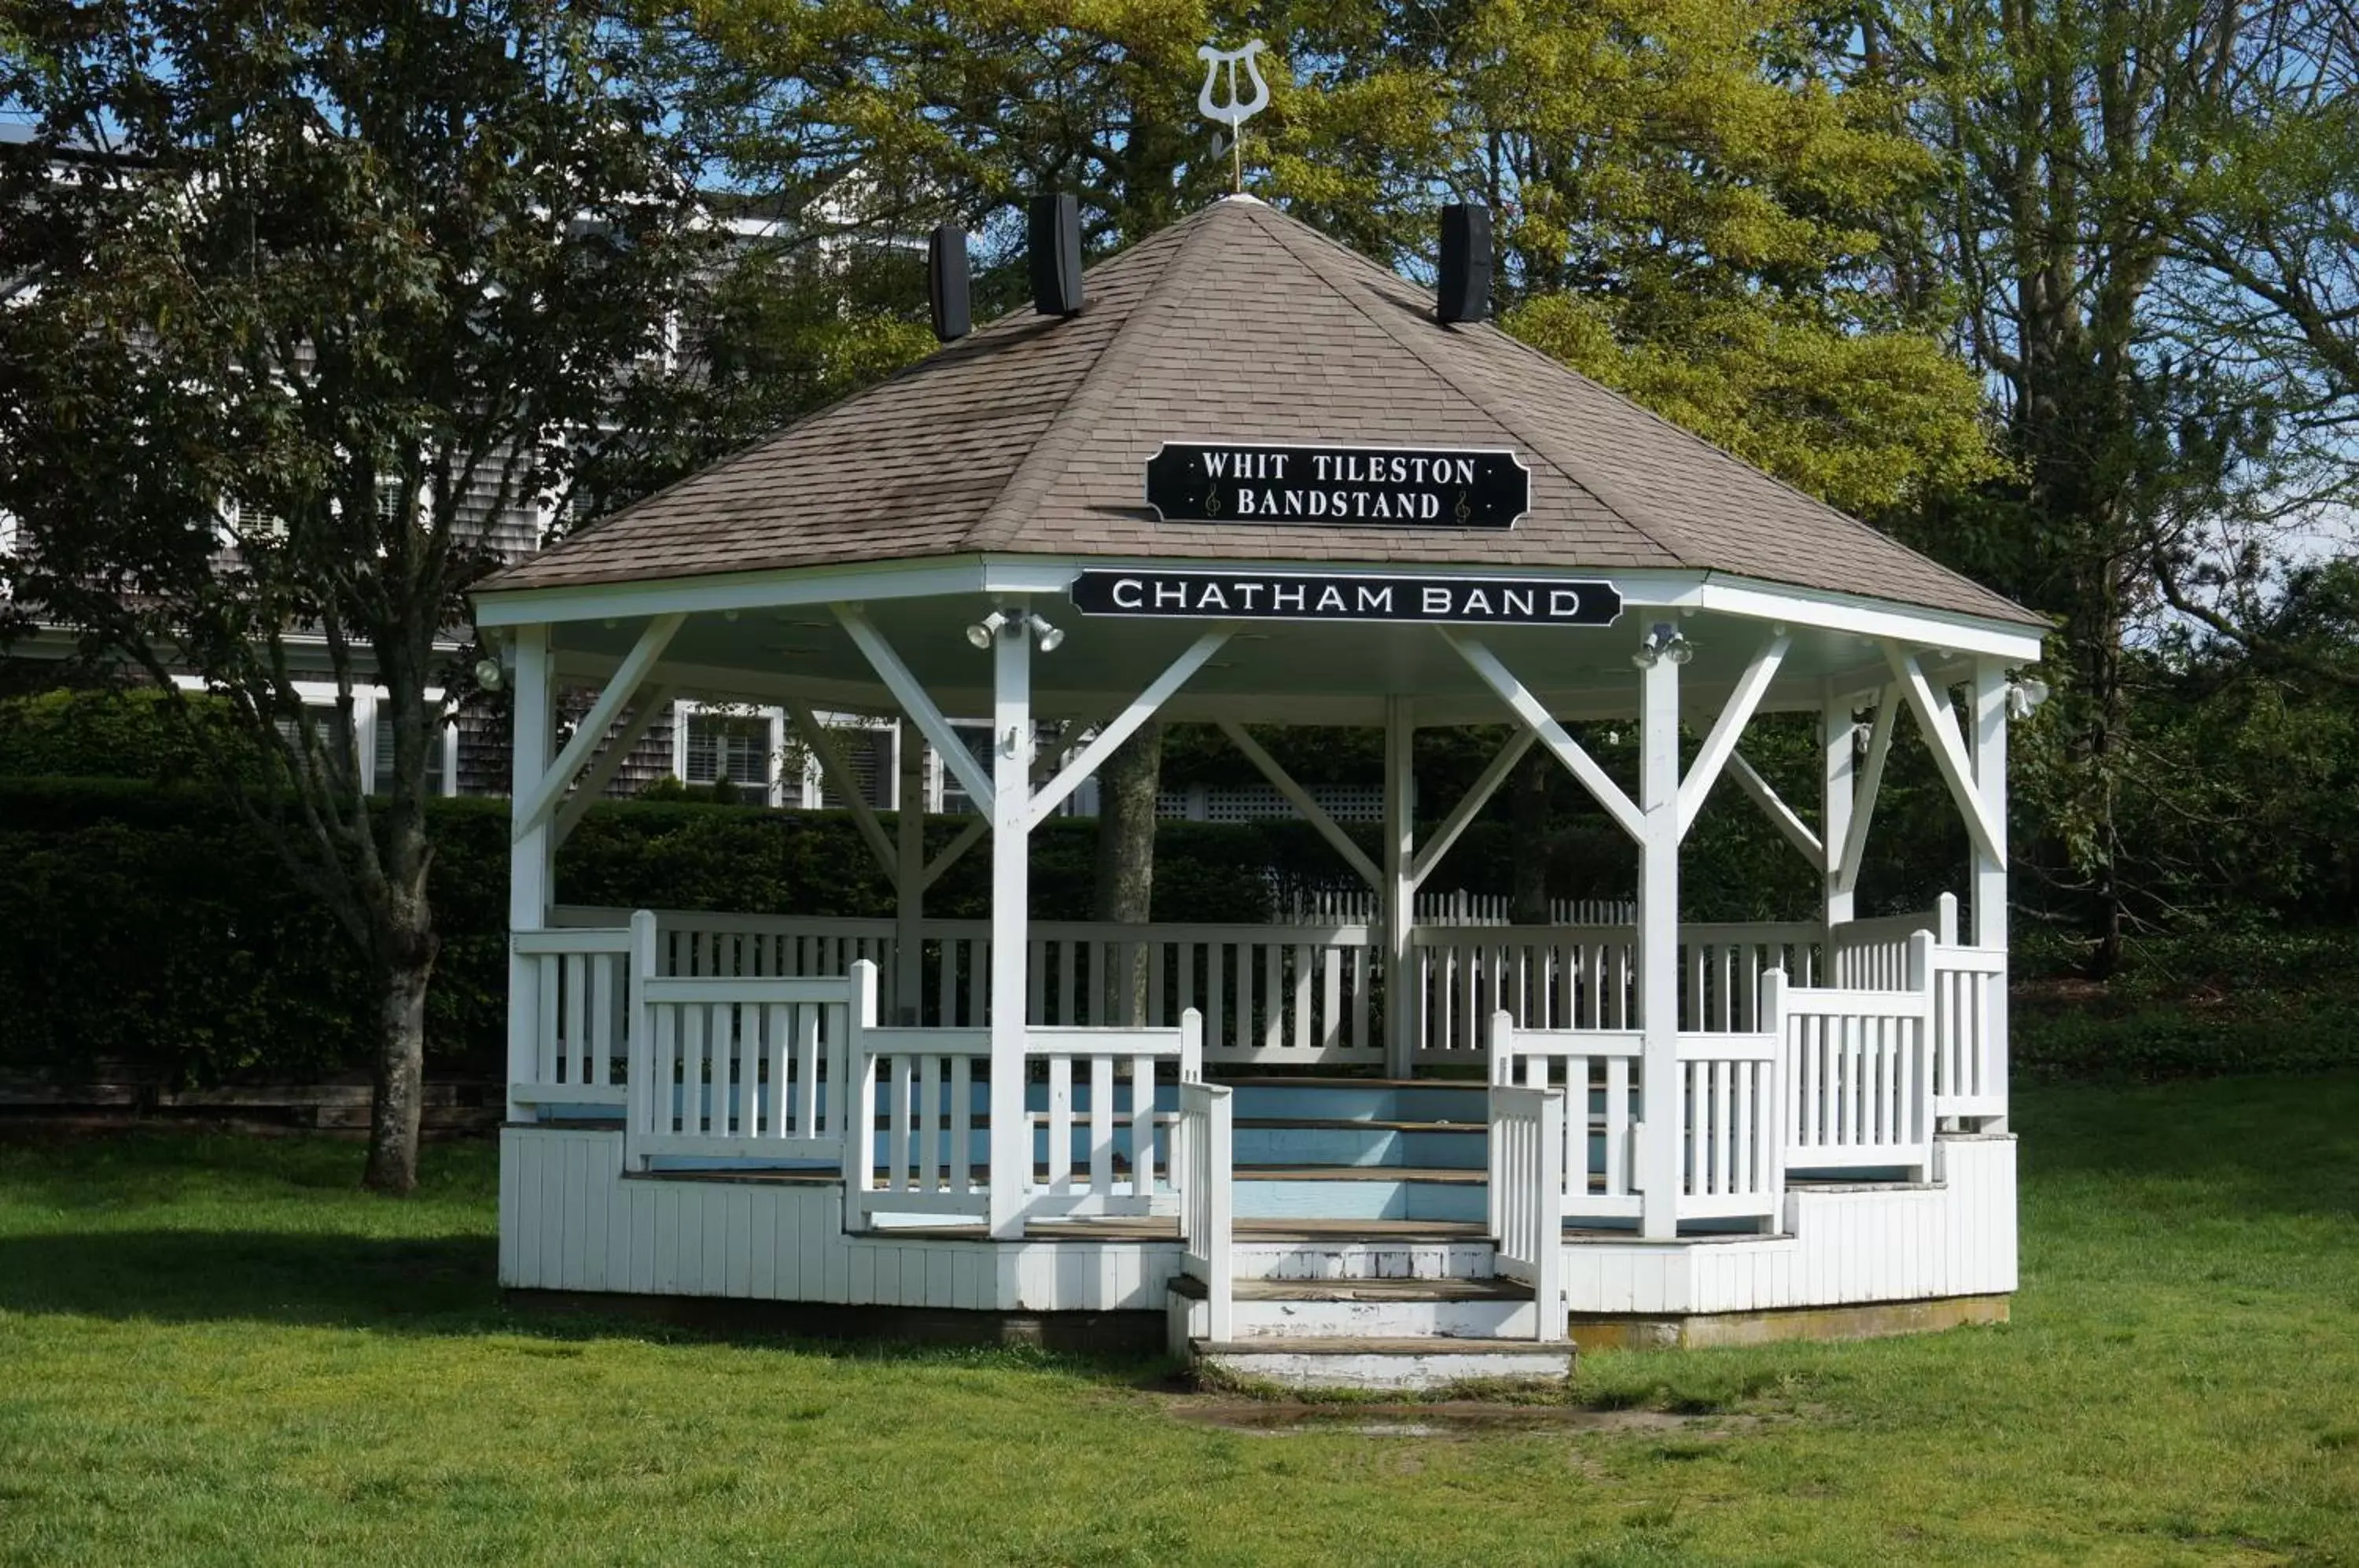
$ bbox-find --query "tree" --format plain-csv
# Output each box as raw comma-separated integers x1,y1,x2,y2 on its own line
0,0,697,1191
646,0,1999,915
1873,0,2359,971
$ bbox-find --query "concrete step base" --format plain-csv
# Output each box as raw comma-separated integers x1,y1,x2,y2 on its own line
1192,1337,1573,1393
1170,1274,1536,1341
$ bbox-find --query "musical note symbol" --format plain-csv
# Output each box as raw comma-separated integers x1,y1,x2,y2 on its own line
1198,39,1270,192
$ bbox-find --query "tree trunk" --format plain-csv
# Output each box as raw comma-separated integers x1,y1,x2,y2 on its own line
1094,723,1161,1026
1510,753,1551,924
362,720,440,1195
363,937,436,1193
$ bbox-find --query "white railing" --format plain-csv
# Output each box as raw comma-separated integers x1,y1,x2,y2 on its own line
842,992,992,1228
1782,932,1934,1178
554,907,1378,1065
1029,925,1378,1068
1489,1014,1643,1221
510,924,636,1107
1676,1015,1783,1222
1415,920,1822,1062
1487,1084,1568,1342
1829,900,1947,988
1930,941,2007,1119
840,959,1202,1229
1176,1079,1233,1343
627,964,850,1168
535,904,1997,1102
1021,1014,1202,1220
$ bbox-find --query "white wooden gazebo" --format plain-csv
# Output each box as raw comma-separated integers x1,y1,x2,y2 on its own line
476,197,2044,1386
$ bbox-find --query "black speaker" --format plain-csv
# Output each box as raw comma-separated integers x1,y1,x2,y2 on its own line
1437,203,1491,324
1029,192,1084,317
928,224,970,341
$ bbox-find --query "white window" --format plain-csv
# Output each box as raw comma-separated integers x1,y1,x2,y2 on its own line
372,712,448,797
937,723,995,816
675,704,783,803
807,720,898,811
181,675,458,797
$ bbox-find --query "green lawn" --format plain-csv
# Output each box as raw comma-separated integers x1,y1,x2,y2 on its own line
2,1078,2356,1566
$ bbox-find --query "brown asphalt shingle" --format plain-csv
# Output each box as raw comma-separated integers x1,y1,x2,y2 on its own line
484,199,2041,628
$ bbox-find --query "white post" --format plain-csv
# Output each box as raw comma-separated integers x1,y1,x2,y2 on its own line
1382,695,1417,1077
986,610,1034,1238
894,716,925,1025
1636,642,1682,1240
505,624,553,1122
1822,688,1855,929
624,908,657,1171
1972,658,2010,1129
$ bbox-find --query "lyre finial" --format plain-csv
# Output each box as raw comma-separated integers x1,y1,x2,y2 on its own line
1198,39,1270,193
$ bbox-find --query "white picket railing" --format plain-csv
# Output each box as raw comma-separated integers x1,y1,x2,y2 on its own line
1487,1085,1568,1342
1930,942,2007,1119
627,963,851,1167
1829,900,1948,989
1415,920,1822,1062
510,924,635,1107
1782,932,1935,1178
1275,889,1636,926
1176,1079,1233,1343
1021,1014,1203,1220
1028,924,1379,1068
838,960,1203,1228
554,907,1379,1066
528,904,2000,1134
842,1007,993,1227
1675,1015,1783,1222
1489,1014,1643,1222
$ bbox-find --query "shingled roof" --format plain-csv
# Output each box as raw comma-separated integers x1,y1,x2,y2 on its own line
486,197,2039,628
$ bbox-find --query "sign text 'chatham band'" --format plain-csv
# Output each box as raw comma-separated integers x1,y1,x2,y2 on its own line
1070,569,1622,627
1144,442,1530,528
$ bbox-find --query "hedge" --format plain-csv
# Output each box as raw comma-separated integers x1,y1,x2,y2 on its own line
3,776,1643,1085
11,774,2349,1089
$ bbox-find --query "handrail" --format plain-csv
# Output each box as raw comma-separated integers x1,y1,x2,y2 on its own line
1487,1084,1567,1342
1176,1080,1233,1343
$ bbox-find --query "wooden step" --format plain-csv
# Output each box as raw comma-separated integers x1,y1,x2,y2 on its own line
1235,1219,1489,1240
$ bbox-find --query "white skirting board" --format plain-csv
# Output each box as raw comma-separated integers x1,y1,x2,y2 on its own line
498,1127,1183,1312
501,1128,2015,1319
1561,1134,2017,1316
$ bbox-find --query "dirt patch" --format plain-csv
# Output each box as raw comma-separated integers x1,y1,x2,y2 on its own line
1165,1398,1761,1439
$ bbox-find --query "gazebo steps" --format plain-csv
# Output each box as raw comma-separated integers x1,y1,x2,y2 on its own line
1191,1337,1573,1393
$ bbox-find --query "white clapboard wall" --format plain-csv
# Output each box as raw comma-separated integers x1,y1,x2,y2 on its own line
502,1125,2015,1320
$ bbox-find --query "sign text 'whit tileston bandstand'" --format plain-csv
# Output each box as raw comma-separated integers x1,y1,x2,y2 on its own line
1143,442,1529,528
1069,570,1621,627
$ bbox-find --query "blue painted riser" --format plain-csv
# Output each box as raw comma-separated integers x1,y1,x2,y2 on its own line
1234,1177,1489,1223
1234,1125,1486,1169
1225,1084,1489,1124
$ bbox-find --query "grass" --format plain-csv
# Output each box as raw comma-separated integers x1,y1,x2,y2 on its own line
3,1077,2357,1566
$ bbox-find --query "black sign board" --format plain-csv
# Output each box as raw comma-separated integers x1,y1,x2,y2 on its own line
1144,442,1529,528
1070,569,1622,628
